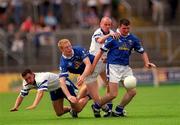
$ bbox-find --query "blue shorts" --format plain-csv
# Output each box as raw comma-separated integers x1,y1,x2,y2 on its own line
49,82,78,101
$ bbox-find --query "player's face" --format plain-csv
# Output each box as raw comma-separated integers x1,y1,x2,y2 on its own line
62,42,73,57
101,20,112,33
23,73,35,84
119,24,130,36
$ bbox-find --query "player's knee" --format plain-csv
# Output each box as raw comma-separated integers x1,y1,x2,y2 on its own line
56,111,64,116
128,89,136,97
111,92,118,99
107,91,118,99
75,108,82,113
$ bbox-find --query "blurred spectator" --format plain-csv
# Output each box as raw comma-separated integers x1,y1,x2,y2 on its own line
39,0,50,16
31,0,41,22
87,0,98,17
11,32,24,54
84,7,99,28
151,0,164,26
99,0,111,17
20,16,34,32
168,0,178,21
44,10,58,29
0,0,8,14
51,0,62,23
31,23,55,58
38,15,46,27
6,23,15,50
10,0,24,25
0,0,9,28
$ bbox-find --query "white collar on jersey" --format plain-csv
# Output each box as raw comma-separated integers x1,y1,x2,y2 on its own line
62,49,74,59
116,29,130,37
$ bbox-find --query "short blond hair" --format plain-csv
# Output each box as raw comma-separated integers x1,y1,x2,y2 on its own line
57,39,71,50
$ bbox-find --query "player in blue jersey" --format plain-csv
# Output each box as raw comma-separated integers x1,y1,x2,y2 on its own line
10,69,89,118
58,39,116,117
92,18,156,117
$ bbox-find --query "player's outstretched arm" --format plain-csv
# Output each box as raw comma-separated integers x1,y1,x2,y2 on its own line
141,52,156,68
92,50,104,72
77,57,92,86
26,90,44,110
60,77,78,103
10,95,24,112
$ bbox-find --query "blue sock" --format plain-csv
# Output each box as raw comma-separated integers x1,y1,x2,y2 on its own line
93,102,101,110
115,105,124,114
107,102,113,111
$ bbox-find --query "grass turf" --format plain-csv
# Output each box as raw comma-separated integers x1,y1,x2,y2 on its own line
0,85,180,125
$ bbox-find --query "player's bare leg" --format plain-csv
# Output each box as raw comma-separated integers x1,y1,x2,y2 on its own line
99,71,110,93
69,95,90,118
119,87,136,107
99,71,113,117
85,81,102,117
77,83,88,99
100,82,118,105
52,98,71,116
113,87,136,117
88,81,118,117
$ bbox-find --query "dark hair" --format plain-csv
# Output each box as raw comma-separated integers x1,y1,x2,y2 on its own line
21,69,33,77
119,18,130,26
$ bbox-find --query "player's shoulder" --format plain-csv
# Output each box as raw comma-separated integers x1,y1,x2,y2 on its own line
128,33,139,40
73,45,83,50
34,72,49,82
73,46,87,52
106,36,114,42
93,28,103,36
60,57,67,67
36,72,56,76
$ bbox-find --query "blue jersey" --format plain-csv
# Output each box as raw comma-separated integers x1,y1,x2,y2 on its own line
101,33,144,66
59,46,94,78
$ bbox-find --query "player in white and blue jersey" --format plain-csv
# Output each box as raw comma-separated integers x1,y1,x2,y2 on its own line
89,16,115,88
89,17,120,117
10,69,89,118
58,39,115,117
92,18,156,117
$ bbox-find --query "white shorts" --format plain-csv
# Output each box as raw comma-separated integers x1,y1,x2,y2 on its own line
107,64,133,84
85,60,106,84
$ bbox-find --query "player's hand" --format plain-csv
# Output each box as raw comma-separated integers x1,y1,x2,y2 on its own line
26,105,36,110
10,107,18,112
101,56,107,63
67,96,78,103
110,32,120,39
77,76,85,86
145,62,156,68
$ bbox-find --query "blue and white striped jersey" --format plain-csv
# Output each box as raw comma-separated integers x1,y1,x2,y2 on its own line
20,72,59,97
59,46,94,78
89,28,114,56
101,33,144,66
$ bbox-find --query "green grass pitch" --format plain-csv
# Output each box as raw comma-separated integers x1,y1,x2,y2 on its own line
0,85,180,125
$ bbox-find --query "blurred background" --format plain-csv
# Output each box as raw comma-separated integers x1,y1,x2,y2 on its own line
0,0,179,92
